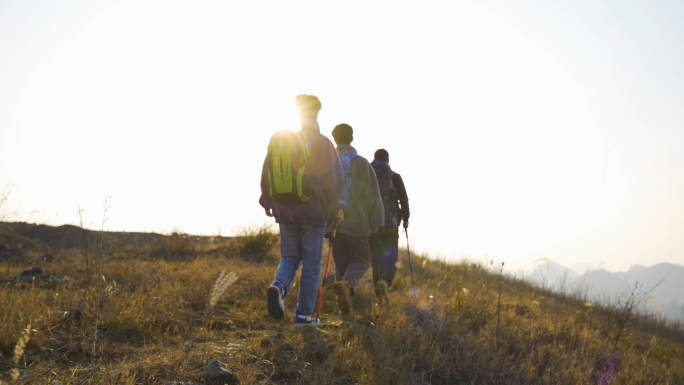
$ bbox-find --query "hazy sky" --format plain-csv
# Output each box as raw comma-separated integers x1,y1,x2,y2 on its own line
1,0,683,272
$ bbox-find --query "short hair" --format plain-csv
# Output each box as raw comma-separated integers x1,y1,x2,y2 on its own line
294,94,322,115
374,149,389,162
332,124,353,144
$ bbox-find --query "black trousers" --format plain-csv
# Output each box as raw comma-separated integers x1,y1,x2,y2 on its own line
369,230,399,286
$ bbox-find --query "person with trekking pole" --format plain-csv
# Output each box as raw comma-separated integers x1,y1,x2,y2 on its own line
369,149,410,303
326,124,384,315
260,94,345,327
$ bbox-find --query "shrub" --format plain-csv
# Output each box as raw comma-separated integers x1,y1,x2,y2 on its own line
231,224,279,263
149,229,196,260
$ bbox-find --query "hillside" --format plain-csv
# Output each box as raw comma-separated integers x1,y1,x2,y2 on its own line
0,222,683,384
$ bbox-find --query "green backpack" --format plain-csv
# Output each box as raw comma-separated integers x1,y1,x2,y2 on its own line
266,130,312,204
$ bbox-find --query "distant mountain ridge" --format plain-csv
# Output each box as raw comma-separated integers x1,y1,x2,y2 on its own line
523,261,684,320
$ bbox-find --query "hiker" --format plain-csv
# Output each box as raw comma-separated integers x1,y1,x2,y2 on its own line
369,148,410,303
259,94,345,327
329,124,384,315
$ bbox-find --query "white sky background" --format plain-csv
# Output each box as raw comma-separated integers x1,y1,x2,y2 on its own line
1,0,683,272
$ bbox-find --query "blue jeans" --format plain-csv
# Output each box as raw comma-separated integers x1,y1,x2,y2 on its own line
274,223,326,315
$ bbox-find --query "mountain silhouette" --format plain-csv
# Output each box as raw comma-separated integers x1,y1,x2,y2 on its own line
526,261,684,320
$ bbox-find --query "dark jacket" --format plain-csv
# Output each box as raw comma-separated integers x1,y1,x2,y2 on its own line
259,119,345,227
392,172,410,227
334,144,384,237
370,159,398,231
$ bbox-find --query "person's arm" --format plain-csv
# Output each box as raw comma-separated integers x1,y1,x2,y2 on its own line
259,155,274,216
393,173,410,228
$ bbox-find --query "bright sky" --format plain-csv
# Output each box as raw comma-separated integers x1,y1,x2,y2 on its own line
1,0,683,272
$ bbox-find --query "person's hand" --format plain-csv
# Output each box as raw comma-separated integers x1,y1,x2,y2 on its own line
265,208,273,217
403,220,409,229
336,209,344,224
370,227,379,234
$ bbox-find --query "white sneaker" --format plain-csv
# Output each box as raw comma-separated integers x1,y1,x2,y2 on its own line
267,281,286,320
294,311,322,327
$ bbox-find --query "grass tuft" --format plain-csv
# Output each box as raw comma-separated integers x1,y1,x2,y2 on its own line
209,270,239,308
10,323,31,381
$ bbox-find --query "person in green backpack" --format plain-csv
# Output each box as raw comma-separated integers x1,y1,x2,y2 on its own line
329,124,384,315
259,94,345,327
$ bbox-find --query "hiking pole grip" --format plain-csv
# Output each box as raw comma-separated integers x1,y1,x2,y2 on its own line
315,225,337,320
405,228,417,298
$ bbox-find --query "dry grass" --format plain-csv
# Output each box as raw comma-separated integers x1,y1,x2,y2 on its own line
0,223,682,384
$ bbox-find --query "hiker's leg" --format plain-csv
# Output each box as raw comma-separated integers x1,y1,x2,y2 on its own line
296,225,325,315
273,223,303,291
380,232,399,286
342,236,371,290
369,235,382,285
332,232,351,282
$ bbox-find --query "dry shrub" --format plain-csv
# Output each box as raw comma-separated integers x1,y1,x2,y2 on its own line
231,224,279,263
149,230,196,260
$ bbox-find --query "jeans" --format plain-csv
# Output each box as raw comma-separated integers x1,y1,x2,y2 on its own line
369,230,399,286
274,223,326,315
332,232,371,291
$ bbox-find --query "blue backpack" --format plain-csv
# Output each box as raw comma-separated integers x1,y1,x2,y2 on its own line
339,154,358,214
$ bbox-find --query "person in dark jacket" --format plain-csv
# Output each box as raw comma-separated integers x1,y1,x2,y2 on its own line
329,124,384,315
260,94,345,327
369,148,410,303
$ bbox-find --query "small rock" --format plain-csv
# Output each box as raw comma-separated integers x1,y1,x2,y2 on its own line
21,265,47,276
203,358,239,385
18,266,51,282
60,306,85,325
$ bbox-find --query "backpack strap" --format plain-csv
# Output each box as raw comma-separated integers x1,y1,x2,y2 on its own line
294,131,311,201
340,154,358,213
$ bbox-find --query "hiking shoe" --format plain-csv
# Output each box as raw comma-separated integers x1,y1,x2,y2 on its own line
333,279,353,315
267,281,286,320
294,311,322,328
375,280,389,304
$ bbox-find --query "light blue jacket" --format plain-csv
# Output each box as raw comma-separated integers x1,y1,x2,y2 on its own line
333,144,384,237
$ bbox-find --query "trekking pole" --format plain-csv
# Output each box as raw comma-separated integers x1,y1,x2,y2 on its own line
405,228,417,298
315,225,337,321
